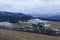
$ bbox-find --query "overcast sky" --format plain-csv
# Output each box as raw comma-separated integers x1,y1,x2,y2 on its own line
0,0,60,15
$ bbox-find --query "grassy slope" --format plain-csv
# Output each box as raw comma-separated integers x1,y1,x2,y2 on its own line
0,22,60,40
50,22,60,28
12,23,29,28
0,29,60,40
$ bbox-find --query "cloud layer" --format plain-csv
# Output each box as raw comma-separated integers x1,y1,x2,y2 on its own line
0,0,60,15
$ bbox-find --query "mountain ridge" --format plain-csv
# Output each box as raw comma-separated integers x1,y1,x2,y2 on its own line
30,13,60,21
0,11,33,23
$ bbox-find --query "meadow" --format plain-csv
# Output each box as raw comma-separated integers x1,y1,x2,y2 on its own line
51,22,60,28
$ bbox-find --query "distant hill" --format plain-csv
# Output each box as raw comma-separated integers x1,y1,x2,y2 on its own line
0,11,33,23
47,15,60,21
30,14,60,21
1,11,60,22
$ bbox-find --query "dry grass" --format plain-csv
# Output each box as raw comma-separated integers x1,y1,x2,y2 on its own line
50,22,60,28
0,29,60,40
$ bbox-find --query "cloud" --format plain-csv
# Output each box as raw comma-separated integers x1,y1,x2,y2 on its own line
0,0,60,15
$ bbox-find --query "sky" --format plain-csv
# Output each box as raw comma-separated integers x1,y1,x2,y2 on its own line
0,0,60,15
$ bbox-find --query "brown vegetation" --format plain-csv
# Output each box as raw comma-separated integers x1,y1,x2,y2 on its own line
0,29,60,40
50,22,60,28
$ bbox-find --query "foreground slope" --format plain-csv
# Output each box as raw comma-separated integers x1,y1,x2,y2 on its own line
0,29,60,40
